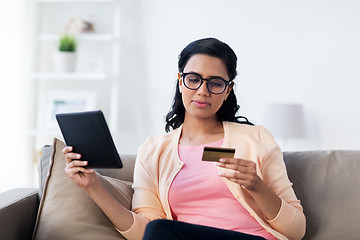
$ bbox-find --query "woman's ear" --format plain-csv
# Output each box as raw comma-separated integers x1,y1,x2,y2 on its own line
225,82,234,100
228,81,234,93
178,73,182,93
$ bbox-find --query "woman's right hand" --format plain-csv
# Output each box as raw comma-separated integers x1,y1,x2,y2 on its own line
63,146,96,189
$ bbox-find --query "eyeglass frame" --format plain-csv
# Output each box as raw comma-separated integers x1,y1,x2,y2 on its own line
180,72,233,95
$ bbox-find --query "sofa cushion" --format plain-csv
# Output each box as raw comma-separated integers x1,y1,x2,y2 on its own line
32,138,134,240
38,145,51,200
0,188,39,240
284,150,360,240
39,146,136,193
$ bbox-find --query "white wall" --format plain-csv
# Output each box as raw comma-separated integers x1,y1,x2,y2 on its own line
138,0,360,151
1,0,359,192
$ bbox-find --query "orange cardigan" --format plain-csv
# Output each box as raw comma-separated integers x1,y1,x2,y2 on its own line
119,122,306,240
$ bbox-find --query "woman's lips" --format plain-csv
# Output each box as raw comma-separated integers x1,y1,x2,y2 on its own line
192,100,210,108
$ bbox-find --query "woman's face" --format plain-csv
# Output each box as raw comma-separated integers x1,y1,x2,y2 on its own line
179,54,233,122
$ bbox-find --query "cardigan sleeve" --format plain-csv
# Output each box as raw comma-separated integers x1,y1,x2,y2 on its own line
258,126,306,240
120,137,167,240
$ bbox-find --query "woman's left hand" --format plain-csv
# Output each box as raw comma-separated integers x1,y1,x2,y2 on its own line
217,158,283,222
217,158,260,190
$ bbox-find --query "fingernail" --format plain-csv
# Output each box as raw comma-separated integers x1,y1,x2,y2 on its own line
218,172,223,176
82,161,87,165
219,158,225,162
216,162,222,166
77,154,81,158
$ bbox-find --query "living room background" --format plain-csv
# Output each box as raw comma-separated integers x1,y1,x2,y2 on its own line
1,0,359,192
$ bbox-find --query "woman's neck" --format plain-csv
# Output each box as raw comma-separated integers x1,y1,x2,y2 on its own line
180,116,224,145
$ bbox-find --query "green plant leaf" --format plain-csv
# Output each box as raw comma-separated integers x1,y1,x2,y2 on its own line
58,34,77,52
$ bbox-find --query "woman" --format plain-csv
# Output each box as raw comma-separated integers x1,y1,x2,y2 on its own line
63,38,306,240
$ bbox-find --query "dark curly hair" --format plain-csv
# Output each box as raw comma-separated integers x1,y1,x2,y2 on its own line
165,37,253,132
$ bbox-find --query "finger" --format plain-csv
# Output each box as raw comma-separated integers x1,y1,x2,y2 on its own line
218,172,249,185
225,177,249,187
219,158,252,166
218,171,243,179
65,153,82,164
65,166,94,176
217,163,256,175
219,169,257,181
217,158,256,170
62,146,73,154
67,160,88,168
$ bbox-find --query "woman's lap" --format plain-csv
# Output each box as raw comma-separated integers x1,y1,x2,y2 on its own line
142,219,266,240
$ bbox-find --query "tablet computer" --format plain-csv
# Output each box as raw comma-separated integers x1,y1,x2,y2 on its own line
56,110,123,168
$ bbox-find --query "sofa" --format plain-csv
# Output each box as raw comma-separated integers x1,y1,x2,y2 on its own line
0,138,359,240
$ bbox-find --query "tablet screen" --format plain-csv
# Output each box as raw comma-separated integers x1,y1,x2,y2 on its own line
56,110,123,168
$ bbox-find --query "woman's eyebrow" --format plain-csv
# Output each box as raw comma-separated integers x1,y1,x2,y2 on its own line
186,71,227,80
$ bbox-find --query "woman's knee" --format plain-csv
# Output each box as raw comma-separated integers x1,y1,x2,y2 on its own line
146,219,170,232
143,219,173,240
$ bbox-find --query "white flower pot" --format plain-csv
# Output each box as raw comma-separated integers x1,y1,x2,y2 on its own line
53,51,77,73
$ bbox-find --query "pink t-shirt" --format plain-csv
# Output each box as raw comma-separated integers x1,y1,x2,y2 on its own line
168,139,276,240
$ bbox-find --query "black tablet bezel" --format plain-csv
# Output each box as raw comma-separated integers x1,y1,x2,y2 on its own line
56,110,123,169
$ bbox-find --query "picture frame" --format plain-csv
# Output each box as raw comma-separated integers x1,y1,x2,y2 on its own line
38,90,97,129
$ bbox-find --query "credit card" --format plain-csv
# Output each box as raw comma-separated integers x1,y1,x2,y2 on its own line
202,147,235,162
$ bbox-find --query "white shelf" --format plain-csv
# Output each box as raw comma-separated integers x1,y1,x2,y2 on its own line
38,34,117,42
28,0,122,185
32,72,107,80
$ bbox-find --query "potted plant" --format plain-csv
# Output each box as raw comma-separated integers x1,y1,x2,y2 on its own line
53,34,77,72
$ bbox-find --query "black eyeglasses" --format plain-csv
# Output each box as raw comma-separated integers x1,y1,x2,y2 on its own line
181,72,232,94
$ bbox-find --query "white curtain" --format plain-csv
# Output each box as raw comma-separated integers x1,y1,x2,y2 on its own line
0,0,31,192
